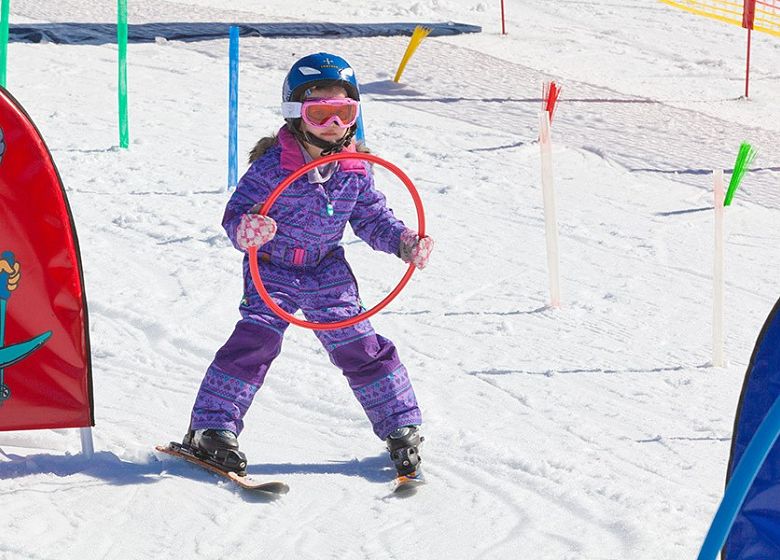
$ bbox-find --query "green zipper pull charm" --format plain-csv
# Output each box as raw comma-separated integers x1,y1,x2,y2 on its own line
326,202,334,217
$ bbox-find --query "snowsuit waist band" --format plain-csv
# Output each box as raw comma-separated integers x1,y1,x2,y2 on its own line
258,241,335,268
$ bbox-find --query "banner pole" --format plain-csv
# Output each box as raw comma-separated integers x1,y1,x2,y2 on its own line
80,427,94,459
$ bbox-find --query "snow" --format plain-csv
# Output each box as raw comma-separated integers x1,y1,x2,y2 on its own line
2,1,780,558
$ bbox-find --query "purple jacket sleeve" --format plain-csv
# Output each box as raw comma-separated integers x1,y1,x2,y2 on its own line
222,163,273,251
349,171,406,256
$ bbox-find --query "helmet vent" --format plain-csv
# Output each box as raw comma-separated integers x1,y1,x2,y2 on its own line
298,66,321,76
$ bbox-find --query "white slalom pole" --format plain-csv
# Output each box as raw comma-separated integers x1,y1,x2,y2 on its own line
713,169,725,367
80,427,94,460
539,111,561,308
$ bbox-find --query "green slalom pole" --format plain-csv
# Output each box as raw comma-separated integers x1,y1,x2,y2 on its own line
0,0,10,88
724,142,757,206
117,0,129,148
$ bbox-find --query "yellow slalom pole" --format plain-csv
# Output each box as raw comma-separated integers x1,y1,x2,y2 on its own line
393,26,432,83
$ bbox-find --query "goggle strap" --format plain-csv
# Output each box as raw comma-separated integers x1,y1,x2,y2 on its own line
281,102,303,119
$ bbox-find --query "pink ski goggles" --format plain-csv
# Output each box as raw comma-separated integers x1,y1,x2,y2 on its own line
282,98,360,128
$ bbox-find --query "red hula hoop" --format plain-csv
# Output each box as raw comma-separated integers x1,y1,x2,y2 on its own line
247,152,426,331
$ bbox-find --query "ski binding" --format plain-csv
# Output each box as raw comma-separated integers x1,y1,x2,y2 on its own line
391,468,426,494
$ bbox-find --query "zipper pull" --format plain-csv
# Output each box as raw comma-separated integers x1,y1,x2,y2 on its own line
326,202,334,217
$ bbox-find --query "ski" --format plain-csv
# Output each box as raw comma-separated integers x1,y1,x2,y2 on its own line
391,468,426,494
155,442,289,495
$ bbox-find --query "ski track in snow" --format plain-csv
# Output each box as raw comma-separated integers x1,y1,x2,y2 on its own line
2,0,779,558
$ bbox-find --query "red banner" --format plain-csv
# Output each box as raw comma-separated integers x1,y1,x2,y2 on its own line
0,86,93,431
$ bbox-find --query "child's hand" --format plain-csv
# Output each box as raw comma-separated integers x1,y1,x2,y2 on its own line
237,214,277,250
399,228,434,270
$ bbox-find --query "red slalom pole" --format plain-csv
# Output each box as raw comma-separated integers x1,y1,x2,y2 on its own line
500,0,506,35
742,0,756,98
745,27,752,98
543,81,562,124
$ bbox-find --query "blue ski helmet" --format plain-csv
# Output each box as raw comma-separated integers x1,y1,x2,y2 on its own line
282,53,360,104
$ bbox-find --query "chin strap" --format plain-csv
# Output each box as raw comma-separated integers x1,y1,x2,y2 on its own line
288,121,356,156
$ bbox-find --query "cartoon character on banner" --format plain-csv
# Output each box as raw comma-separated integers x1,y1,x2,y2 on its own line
0,128,52,405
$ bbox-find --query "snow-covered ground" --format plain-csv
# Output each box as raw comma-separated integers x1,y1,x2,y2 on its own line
2,1,780,558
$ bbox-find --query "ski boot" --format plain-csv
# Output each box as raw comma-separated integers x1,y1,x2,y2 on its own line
182,429,248,476
386,425,423,477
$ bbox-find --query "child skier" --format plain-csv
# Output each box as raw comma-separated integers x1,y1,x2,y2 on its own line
183,52,434,480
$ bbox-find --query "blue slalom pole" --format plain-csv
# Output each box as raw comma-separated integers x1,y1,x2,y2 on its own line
355,111,365,145
697,395,780,559
228,25,239,190
354,77,366,145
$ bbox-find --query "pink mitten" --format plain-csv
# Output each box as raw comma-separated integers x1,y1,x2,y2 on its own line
399,228,434,270
236,214,277,250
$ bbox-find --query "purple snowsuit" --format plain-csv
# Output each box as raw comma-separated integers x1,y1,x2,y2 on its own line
190,127,422,440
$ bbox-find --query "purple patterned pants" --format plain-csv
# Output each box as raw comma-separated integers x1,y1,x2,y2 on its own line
190,248,421,440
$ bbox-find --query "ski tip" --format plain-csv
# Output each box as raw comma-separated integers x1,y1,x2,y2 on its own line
227,471,290,494
155,443,177,454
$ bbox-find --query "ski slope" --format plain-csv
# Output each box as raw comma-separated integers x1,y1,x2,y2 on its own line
2,1,780,558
